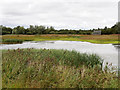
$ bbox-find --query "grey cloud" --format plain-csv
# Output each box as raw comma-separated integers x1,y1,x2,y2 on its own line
0,0,118,29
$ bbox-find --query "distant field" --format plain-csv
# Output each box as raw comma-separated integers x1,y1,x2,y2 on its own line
1,34,119,44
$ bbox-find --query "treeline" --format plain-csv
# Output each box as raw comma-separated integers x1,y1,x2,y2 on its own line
0,25,92,35
101,23,119,34
0,23,119,35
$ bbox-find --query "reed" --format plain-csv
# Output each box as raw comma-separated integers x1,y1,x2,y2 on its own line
2,49,118,88
2,39,23,44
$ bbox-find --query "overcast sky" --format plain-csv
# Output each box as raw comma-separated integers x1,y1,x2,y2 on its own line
0,0,119,30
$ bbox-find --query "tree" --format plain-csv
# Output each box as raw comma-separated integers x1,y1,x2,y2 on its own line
36,25,46,34
13,26,25,34
2,26,12,35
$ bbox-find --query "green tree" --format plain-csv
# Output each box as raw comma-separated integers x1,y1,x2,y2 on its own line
13,26,25,34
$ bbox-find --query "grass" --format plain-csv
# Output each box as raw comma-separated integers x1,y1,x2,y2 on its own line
2,39,23,44
1,34,119,44
2,49,118,88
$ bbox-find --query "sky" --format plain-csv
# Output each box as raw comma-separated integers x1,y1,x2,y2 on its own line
0,0,119,30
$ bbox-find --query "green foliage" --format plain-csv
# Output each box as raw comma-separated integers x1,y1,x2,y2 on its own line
1,23,118,35
2,49,118,88
13,26,25,34
101,23,119,34
2,39,23,44
0,25,12,35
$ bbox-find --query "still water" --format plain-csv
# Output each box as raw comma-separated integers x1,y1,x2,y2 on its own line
0,41,119,67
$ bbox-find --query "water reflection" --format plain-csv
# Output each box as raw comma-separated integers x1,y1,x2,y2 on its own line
0,41,118,67
113,44,120,50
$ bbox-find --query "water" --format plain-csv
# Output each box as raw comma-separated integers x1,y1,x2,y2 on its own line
0,41,119,67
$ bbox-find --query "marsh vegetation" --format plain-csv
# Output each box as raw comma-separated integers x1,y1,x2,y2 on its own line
2,39,23,44
2,49,118,88
1,34,119,44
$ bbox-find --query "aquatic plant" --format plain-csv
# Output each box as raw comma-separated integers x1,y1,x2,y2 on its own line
2,49,118,88
2,39,23,44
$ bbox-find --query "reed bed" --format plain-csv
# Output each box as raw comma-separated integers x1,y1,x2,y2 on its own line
2,39,23,44
2,49,118,88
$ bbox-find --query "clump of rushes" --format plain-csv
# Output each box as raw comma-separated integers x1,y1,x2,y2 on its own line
2,49,118,88
2,39,23,44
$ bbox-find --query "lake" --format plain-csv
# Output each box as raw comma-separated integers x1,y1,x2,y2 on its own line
0,40,119,68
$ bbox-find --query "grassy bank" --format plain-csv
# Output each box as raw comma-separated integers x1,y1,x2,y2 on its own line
2,39,23,44
1,34,119,44
2,49,118,88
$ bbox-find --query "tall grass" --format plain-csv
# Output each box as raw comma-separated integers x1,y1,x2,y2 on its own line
2,39,23,44
2,49,118,88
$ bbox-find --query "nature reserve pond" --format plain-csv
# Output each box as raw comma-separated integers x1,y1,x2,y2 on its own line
0,40,119,68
